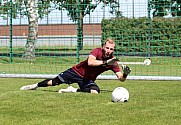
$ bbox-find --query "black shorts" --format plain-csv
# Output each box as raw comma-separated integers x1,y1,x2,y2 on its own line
58,68,98,90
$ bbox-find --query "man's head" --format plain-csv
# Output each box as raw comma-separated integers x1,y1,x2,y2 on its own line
102,38,115,58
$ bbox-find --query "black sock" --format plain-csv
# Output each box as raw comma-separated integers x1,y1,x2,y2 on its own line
37,79,50,87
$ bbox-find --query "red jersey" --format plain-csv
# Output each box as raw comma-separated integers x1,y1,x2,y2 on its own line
72,48,120,81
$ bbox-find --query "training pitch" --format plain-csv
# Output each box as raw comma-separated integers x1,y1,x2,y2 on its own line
0,78,181,125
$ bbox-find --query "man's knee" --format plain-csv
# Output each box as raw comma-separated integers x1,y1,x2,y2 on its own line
52,76,62,86
80,85,100,94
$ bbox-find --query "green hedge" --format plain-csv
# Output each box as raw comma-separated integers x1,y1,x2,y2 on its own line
101,17,181,56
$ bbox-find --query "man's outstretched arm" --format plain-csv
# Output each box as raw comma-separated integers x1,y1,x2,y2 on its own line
88,55,105,66
88,55,118,66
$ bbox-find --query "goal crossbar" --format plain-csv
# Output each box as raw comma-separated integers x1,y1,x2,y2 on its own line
118,59,151,65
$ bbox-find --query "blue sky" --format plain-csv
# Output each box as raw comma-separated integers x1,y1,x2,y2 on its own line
0,0,148,25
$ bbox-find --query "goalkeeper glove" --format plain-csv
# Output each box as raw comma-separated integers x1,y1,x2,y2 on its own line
122,65,131,76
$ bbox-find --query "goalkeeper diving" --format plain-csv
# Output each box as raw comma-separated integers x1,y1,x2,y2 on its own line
20,38,131,94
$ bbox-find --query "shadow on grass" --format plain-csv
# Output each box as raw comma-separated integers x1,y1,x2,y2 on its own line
39,89,112,93
100,89,113,93
39,89,58,93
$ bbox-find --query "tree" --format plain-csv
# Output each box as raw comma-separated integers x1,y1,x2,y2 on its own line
23,0,38,60
0,0,122,60
50,0,121,50
171,0,181,17
0,0,50,60
150,0,181,17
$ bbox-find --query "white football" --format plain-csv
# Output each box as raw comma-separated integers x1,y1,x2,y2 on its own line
112,87,129,103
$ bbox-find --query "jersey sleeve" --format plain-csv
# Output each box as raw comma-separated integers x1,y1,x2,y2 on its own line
112,62,121,73
89,48,99,57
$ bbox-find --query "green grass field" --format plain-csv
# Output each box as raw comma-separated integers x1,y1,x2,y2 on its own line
0,78,181,125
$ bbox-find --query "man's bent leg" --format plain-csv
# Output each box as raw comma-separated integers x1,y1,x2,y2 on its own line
20,76,62,90
78,85,100,94
37,76,61,87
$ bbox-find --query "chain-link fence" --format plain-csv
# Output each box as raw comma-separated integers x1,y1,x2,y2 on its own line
0,0,181,80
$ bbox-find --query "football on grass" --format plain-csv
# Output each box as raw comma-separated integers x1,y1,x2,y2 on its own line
112,87,129,103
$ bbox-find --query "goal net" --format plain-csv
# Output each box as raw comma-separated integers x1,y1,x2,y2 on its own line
0,1,180,80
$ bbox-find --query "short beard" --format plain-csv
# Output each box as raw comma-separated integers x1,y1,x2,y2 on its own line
102,50,113,59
